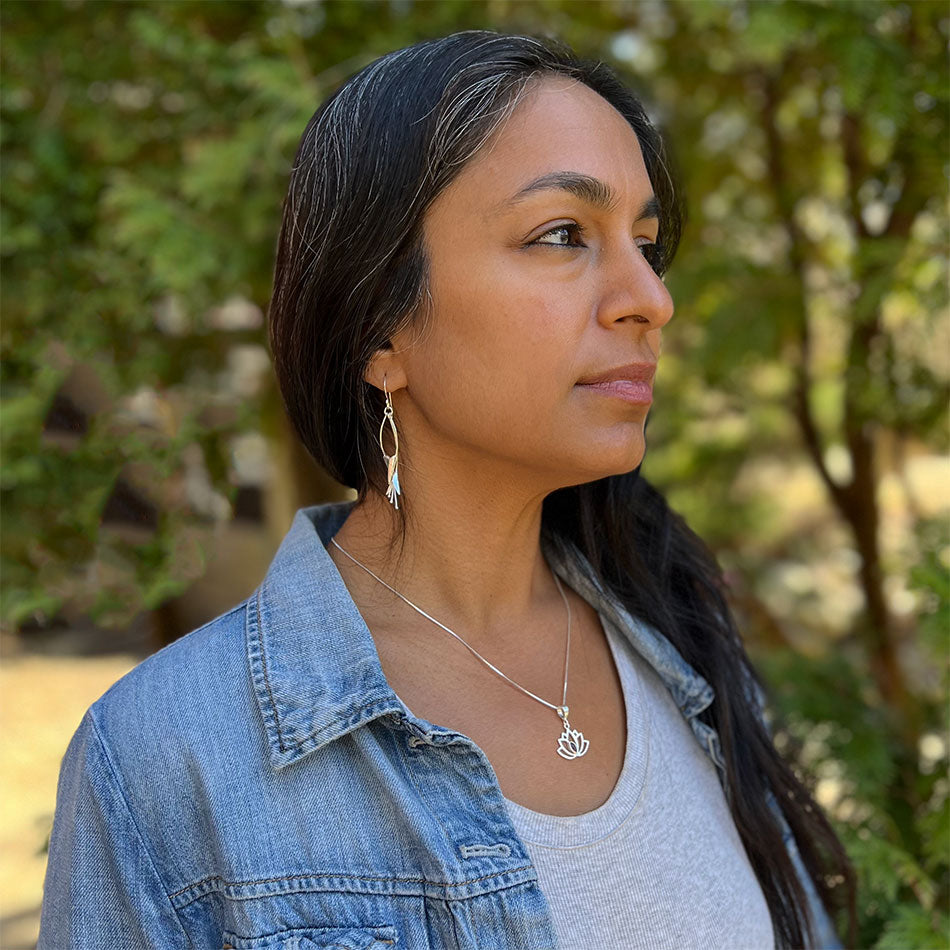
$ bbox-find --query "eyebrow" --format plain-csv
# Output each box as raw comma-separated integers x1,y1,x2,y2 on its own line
501,171,661,221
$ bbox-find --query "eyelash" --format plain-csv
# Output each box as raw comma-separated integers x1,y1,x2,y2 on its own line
530,222,589,248
528,223,666,274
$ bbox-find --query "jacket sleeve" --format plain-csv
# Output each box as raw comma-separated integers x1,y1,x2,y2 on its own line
746,672,843,950
38,710,190,950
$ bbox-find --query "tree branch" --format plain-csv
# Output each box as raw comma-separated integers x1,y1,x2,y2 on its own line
758,68,847,511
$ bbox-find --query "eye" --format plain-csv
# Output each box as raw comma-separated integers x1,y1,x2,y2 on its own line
529,222,587,248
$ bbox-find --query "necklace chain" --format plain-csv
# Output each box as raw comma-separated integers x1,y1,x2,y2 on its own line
328,536,572,713
328,535,591,759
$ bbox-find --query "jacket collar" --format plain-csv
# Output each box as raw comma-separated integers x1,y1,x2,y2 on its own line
249,500,715,770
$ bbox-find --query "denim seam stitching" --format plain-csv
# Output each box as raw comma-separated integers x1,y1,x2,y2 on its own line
288,697,397,747
252,586,287,752
251,590,399,757
170,866,535,895
86,711,192,946
168,865,536,905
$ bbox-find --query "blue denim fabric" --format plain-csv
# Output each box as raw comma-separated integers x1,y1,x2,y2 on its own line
39,500,841,949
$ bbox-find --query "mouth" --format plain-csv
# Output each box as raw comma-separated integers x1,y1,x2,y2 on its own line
576,378,653,405
575,361,656,405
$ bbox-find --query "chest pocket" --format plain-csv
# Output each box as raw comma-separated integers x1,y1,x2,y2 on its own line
222,924,399,949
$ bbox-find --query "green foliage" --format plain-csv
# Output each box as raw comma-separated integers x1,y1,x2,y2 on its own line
874,904,949,950
758,514,949,947
1,0,328,626
0,0,516,627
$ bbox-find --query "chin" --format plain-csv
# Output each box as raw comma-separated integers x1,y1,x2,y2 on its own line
565,433,647,485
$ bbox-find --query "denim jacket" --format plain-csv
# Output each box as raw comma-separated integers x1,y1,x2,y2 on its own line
39,500,841,949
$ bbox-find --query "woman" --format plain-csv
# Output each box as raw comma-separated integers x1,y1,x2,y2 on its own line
39,30,855,950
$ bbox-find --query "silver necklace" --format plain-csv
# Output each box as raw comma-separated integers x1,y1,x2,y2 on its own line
329,537,590,760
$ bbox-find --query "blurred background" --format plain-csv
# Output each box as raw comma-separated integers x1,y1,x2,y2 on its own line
1,1,947,947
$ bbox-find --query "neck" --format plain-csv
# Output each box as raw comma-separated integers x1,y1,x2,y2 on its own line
327,477,566,656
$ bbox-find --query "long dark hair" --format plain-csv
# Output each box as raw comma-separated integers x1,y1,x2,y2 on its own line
267,29,856,949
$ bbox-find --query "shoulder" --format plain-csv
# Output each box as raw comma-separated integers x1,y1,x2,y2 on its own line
85,596,257,768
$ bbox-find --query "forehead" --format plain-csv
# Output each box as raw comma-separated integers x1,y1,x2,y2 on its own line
440,75,651,215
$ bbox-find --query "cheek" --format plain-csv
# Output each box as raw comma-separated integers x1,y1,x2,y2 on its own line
434,263,583,391
408,283,585,448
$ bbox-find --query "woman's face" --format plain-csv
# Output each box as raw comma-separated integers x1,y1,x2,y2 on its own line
389,74,674,490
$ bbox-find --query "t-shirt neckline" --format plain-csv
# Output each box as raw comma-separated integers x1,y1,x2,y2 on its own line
501,612,651,849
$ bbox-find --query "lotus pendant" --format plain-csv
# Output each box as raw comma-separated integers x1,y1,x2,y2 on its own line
555,706,589,759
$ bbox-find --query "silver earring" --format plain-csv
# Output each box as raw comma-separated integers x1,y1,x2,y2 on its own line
379,376,401,509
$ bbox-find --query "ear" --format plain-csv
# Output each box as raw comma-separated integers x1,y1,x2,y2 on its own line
363,345,408,393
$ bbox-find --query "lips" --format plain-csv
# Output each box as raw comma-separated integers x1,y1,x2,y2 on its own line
575,361,656,406
576,361,657,386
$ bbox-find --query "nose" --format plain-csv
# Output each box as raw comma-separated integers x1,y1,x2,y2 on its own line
595,242,674,331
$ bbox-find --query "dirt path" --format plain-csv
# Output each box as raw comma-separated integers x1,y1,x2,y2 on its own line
0,652,140,950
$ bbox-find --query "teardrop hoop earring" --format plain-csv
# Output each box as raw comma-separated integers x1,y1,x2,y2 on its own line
379,376,401,509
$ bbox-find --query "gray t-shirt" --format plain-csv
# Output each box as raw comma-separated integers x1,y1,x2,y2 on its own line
502,613,776,950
